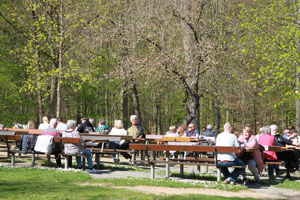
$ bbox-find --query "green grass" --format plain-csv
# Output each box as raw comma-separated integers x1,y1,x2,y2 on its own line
0,167,259,200
170,171,217,181
91,177,247,192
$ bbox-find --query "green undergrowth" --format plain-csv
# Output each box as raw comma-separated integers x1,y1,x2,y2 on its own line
0,167,258,200
91,177,247,192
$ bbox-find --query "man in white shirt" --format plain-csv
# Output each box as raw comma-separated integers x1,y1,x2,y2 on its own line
56,117,67,131
216,122,244,185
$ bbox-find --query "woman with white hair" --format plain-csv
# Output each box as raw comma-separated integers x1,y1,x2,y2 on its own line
62,120,96,173
108,120,130,162
38,116,50,130
41,118,61,167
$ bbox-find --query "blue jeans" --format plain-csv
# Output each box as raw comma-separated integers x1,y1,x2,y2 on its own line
76,149,93,169
218,158,245,182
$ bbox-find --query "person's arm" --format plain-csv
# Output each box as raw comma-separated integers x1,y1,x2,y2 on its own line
76,124,85,133
244,135,258,149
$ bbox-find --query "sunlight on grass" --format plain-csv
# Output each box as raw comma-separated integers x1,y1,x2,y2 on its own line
92,177,247,191
0,167,258,200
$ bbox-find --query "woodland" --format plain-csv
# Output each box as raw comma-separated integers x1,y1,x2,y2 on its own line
0,0,299,134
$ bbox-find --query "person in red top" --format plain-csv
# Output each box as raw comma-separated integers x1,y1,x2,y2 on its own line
42,118,62,167
258,126,277,177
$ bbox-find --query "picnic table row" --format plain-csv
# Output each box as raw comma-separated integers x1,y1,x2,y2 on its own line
0,129,296,181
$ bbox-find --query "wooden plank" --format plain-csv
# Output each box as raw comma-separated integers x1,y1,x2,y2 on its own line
167,142,200,146
129,144,241,153
263,145,282,152
61,137,80,144
146,135,163,140
80,134,131,141
81,135,120,142
0,131,16,136
0,135,20,141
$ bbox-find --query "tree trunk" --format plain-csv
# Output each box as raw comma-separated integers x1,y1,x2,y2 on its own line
56,0,63,118
215,105,220,134
31,3,43,123
296,0,300,133
121,82,128,129
180,0,201,129
131,82,142,124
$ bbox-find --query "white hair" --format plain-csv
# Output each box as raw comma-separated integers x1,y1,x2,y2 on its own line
67,120,77,129
130,115,137,121
49,118,57,128
261,126,271,135
270,125,278,131
115,120,123,129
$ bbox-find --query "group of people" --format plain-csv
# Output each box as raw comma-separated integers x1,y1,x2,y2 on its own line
35,115,144,170
215,123,300,185
163,122,300,185
3,116,300,184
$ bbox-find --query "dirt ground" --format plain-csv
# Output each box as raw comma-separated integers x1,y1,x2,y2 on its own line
81,182,300,200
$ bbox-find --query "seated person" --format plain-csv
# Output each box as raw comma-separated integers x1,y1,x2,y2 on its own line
200,124,216,144
282,129,291,139
128,115,144,142
216,122,244,185
165,125,180,158
272,128,299,180
238,127,264,185
96,119,109,135
108,120,131,162
258,126,278,178
42,118,62,168
77,117,95,133
62,120,96,173
184,123,199,139
165,125,180,137
38,116,50,130
201,124,216,137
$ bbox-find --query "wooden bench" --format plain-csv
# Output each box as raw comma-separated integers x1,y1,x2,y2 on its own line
60,137,91,170
129,143,244,181
81,135,134,166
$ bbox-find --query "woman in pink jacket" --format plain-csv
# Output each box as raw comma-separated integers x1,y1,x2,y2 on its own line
238,127,265,185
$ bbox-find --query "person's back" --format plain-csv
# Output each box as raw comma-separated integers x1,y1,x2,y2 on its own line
39,116,50,130
258,128,277,161
165,125,180,137
216,131,239,161
77,117,95,133
56,118,67,131
42,127,60,137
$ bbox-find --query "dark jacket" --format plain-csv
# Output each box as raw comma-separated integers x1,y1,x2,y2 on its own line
201,129,216,137
274,134,293,147
20,135,38,154
77,121,95,133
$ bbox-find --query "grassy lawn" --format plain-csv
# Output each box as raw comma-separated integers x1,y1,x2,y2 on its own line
0,167,260,200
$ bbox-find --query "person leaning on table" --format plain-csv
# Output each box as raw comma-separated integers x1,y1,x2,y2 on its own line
216,122,245,185
238,127,265,185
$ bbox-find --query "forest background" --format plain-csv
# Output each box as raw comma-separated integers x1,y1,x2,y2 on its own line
1,0,300,135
